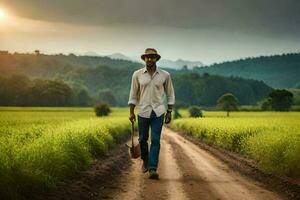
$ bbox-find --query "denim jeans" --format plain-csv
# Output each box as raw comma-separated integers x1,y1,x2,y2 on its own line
138,109,165,171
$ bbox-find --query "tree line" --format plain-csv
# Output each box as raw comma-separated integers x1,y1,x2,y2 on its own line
0,71,274,107
193,52,300,89
0,51,286,107
173,72,273,107
0,74,91,106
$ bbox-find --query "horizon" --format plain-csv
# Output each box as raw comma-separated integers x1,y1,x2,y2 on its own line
1,0,299,65
1,49,299,67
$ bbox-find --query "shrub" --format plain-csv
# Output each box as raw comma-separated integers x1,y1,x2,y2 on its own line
94,102,111,116
188,105,203,117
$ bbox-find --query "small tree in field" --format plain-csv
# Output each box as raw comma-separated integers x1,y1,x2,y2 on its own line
217,93,239,117
94,102,111,117
188,105,203,118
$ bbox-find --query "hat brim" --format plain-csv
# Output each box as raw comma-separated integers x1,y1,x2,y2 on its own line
141,53,161,61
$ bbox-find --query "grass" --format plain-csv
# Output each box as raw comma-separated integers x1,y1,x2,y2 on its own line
171,110,300,179
2,106,299,199
0,107,132,200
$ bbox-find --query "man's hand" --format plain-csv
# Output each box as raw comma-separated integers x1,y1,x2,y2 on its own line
164,112,172,124
129,113,136,123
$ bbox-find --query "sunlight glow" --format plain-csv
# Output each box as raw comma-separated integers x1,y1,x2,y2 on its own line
0,8,5,19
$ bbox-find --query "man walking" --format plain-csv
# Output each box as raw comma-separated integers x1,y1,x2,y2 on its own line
128,48,175,179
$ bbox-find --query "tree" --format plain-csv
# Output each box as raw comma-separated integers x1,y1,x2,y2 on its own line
94,102,111,116
188,105,203,118
268,89,293,111
0,74,31,106
34,50,40,55
203,72,210,78
40,80,74,106
181,65,188,71
98,89,117,106
259,97,272,111
29,79,74,106
217,93,239,117
77,89,91,106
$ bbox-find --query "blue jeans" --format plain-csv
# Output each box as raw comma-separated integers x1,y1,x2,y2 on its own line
138,110,165,171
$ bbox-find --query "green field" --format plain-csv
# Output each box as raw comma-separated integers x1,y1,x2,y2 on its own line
171,110,300,179
0,107,133,199
1,107,300,199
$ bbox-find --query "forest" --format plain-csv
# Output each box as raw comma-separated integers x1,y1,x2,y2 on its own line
193,52,300,89
0,52,275,107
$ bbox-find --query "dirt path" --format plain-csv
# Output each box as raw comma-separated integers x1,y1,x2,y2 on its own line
97,126,286,200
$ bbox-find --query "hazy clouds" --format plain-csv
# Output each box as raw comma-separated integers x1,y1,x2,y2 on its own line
3,0,299,36
1,0,300,64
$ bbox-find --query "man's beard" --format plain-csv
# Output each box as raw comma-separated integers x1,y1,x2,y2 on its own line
146,61,155,67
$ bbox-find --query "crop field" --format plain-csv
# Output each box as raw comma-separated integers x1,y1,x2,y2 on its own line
171,110,300,179
0,107,132,199
1,107,299,199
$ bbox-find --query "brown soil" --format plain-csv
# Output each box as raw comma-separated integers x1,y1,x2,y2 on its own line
39,141,132,200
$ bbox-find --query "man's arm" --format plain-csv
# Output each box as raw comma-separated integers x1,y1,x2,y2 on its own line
129,103,136,114
164,73,175,110
128,72,139,122
164,73,175,124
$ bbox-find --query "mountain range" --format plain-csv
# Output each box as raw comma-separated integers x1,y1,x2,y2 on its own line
85,52,204,70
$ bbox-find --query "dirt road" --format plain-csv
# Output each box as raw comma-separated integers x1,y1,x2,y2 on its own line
96,126,285,200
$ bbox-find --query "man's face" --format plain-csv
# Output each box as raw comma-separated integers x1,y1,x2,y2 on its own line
144,55,157,67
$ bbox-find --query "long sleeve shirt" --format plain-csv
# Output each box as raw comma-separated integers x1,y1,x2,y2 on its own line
128,66,175,118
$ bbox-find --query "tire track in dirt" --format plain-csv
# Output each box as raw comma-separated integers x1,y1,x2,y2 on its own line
160,138,189,200
165,137,221,200
164,127,285,200
101,126,285,200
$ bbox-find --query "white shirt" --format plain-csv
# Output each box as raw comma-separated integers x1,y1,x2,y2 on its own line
128,66,175,118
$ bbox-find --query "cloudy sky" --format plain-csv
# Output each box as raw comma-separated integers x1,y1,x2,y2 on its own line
0,0,299,64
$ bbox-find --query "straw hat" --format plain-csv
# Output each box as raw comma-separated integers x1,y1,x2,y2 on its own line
141,48,161,61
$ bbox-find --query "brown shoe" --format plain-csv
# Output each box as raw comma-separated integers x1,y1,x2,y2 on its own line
148,169,159,179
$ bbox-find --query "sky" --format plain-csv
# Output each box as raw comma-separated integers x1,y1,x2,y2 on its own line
0,0,299,65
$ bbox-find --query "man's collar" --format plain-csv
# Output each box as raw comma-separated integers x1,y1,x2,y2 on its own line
142,66,147,73
143,66,160,74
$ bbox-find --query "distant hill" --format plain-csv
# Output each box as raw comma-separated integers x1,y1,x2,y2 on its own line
0,51,272,107
84,51,101,57
107,53,134,61
193,53,300,89
0,52,143,78
106,52,204,70
158,58,204,70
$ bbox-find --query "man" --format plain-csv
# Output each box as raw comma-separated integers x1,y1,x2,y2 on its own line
128,48,175,179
